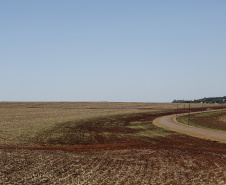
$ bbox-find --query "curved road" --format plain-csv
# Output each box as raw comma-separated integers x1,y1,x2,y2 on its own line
153,112,226,144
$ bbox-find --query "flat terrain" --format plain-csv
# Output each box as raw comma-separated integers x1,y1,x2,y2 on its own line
0,102,226,184
0,102,182,146
0,102,221,146
1,146,226,185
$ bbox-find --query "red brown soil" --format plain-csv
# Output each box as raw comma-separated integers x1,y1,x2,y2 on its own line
1,143,226,154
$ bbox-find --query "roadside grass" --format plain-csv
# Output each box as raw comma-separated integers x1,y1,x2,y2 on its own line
177,110,226,132
177,116,218,131
195,110,226,117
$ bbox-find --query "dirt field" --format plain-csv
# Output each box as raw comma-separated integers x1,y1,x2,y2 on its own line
0,102,226,184
1,145,226,184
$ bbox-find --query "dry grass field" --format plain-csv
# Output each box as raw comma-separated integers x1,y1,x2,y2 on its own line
0,102,226,184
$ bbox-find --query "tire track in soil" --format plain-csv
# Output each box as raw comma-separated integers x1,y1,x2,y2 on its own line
1,143,226,154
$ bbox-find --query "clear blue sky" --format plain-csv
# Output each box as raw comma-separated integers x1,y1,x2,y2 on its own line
1,1,226,102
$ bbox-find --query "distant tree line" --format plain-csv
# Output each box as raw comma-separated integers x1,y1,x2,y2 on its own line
172,96,226,104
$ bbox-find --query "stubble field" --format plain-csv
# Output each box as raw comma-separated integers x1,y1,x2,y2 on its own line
0,102,226,184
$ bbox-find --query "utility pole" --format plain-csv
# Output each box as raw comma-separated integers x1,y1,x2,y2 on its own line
222,99,225,110
224,99,225,110
188,101,190,125
184,104,185,115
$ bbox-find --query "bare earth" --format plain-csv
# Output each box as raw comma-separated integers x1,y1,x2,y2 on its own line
1,146,226,185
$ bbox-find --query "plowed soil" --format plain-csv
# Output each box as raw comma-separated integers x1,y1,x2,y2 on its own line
1,145,226,184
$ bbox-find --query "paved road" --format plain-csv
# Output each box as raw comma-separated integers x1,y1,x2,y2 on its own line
154,112,226,143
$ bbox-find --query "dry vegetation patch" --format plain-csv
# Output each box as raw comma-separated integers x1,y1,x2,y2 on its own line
220,115,226,123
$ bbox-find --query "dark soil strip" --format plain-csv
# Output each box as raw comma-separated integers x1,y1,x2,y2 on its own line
1,143,226,154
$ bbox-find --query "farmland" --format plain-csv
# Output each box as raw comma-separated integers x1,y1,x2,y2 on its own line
0,102,180,146
0,102,223,146
0,102,226,184
1,146,226,184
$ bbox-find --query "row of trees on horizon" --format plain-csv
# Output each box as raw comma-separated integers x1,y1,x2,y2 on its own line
172,96,226,104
